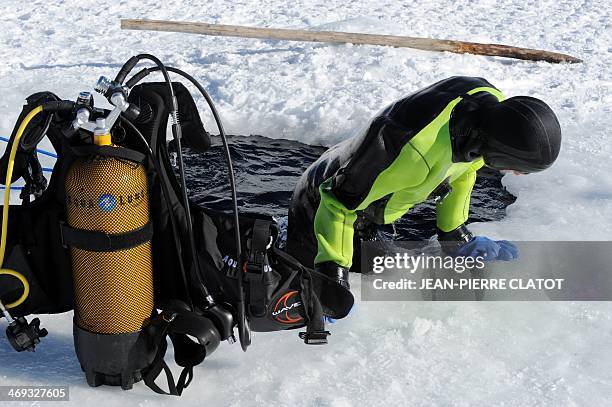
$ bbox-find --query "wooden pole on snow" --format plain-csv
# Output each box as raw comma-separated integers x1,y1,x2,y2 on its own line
121,19,582,64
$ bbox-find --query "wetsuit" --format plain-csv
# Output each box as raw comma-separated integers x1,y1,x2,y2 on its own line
286,76,504,269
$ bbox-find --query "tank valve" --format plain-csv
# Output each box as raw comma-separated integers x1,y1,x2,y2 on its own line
95,76,140,121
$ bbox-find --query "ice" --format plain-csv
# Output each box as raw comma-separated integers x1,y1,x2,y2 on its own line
1,0,611,404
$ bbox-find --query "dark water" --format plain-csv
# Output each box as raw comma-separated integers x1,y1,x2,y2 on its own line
181,135,516,241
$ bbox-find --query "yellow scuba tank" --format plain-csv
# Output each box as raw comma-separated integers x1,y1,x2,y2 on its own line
63,117,156,389
64,125,154,334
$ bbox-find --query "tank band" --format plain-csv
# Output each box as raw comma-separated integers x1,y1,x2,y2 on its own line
60,221,153,252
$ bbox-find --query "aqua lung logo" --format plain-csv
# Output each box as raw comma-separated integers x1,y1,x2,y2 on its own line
66,189,145,212
98,194,117,212
271,290,303,325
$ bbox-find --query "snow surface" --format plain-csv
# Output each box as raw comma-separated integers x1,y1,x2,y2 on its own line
1,0,611,405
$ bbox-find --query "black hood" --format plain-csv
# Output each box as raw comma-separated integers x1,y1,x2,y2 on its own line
450,94,562,173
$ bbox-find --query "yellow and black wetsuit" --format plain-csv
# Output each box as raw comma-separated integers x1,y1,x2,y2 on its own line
286,76,504,269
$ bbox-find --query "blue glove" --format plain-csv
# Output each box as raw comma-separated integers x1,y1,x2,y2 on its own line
456,236,519,261
496,240,519,260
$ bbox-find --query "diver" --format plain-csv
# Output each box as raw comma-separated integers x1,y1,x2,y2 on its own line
286,76,562,306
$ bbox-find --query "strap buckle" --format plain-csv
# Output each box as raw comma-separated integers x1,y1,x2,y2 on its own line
59,220,68,249
162,312,177,323
299,330,330,345
246,219,273,270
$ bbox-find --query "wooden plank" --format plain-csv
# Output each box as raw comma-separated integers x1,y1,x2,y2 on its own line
121,19,582,64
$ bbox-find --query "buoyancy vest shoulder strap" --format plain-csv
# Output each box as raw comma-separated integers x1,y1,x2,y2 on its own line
0,92,61,184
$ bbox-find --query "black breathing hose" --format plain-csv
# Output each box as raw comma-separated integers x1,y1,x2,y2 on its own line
126,65,250,351
117,54,213,306
120,115,194,311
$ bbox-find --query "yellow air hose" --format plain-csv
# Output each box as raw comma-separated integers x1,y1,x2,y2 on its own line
0,106,43,309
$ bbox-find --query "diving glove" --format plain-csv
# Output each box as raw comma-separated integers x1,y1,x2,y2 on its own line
457,237,519,261
438,225,519,261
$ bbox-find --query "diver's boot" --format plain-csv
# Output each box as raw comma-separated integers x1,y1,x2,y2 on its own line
311,262,353,319
315,262,350,290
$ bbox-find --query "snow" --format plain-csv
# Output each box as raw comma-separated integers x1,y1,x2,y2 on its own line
1,0,611,405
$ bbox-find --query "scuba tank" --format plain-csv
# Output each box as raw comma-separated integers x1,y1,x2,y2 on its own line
63,116,155,388
66,143,154,334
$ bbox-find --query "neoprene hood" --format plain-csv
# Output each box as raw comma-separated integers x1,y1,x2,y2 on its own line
450,95,562,173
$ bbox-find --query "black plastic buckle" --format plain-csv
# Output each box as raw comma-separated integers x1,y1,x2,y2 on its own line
58,221,68,249
299,330,330,345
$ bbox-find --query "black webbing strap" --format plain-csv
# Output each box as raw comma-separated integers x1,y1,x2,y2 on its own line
141,313,181,396
249,219,272,266
143,347,194,396
144,355,194,397
142,311,212,396
70,145,146,163
298,270,330,345
143,337,179,396
245,220,273,316
60,221,153,252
